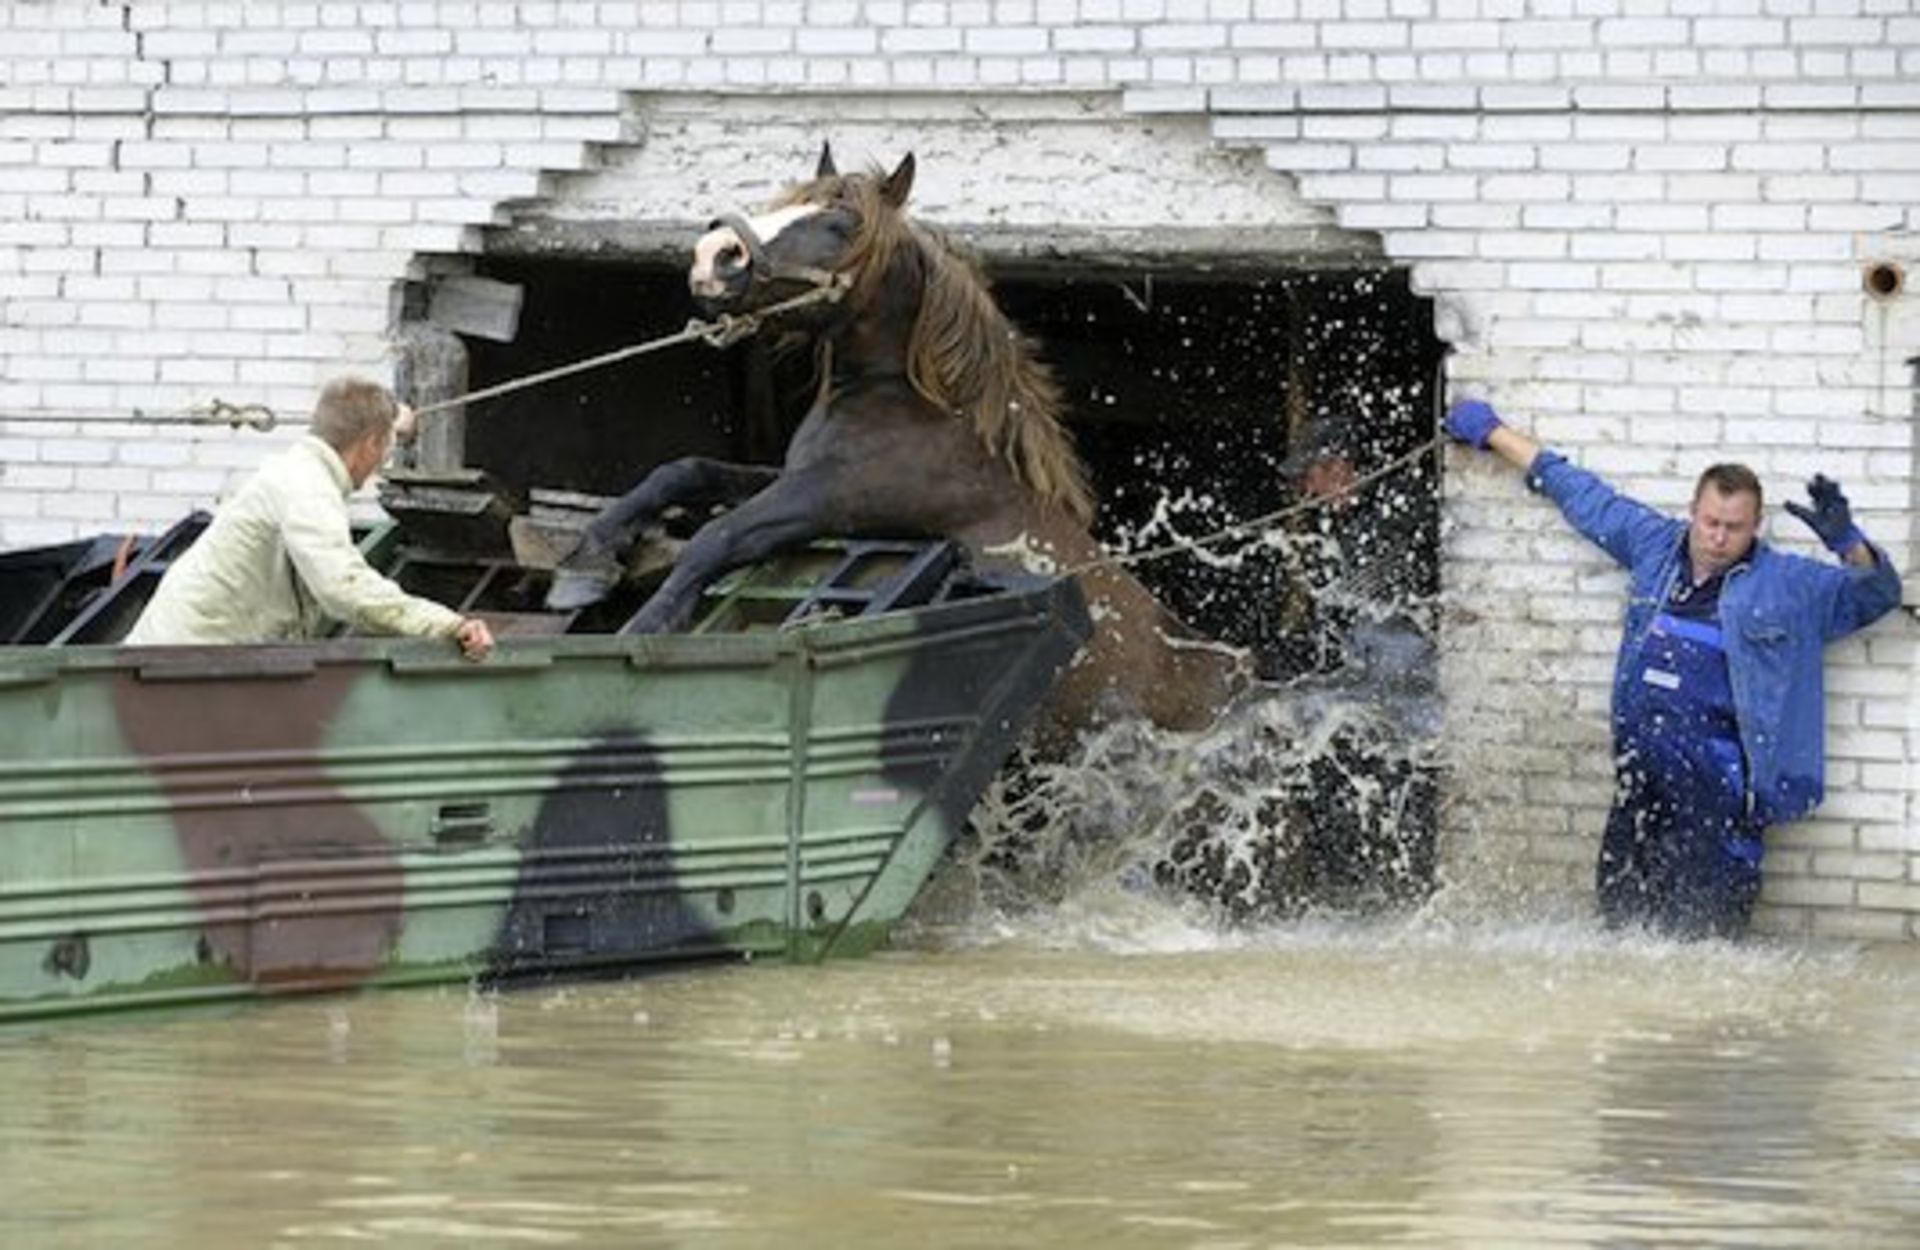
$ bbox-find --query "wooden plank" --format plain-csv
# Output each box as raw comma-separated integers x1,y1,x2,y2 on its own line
507,516,682,575
427,275,524,343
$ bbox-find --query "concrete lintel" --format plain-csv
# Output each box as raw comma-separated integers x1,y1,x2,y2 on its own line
954,225,1386,274
485,219,698,265
484,219,1384,274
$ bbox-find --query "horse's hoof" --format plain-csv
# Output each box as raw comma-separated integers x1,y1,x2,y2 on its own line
546,565,617,611
619,607,672,636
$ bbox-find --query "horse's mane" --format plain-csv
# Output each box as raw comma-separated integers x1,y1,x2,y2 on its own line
775,173,1094,525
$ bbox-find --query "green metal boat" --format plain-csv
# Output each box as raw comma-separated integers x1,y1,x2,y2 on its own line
0,526,1089,1022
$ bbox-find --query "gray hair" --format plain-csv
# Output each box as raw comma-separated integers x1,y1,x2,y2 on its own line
309,376,399,453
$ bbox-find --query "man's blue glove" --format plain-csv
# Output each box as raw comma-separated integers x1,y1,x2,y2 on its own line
1444,400,1502,450
1783,474,1866,555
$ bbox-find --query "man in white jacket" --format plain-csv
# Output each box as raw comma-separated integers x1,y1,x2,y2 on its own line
126,377,493,660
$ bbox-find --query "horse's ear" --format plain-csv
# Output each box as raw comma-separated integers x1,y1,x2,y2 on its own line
816,142,837,179
882,153,915,207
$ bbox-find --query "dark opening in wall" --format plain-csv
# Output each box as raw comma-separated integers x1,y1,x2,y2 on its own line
461,255,1443,683
461,258,740,498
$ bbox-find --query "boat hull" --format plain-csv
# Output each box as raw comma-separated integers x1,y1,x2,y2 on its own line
0,579,1088,1021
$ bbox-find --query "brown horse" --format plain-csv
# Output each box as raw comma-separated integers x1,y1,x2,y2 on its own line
548,147,1249,743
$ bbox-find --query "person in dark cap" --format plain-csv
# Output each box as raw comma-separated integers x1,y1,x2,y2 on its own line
1278,413,1442,911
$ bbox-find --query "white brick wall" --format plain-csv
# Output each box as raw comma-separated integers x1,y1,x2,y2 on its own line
2,0,1915,937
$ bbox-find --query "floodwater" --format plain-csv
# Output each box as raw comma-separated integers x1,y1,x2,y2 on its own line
5,897,1918,1248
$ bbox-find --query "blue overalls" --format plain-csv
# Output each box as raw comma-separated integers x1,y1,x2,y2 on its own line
1598,561,1767,939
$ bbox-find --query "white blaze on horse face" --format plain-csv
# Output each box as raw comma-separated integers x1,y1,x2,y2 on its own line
689,204,824,300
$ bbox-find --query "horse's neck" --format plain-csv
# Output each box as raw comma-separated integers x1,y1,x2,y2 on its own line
821,246,925,378
828,303,914,382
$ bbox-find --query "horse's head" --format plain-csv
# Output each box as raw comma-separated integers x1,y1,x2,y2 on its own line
688,145,915,319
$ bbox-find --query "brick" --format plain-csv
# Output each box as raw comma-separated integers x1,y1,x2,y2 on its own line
1429,202,1517,229
1813,850,1905,881
1292,172,1386,200
1763,875,1857,908
1808,908,1910,941
1213,114,1301,142
1262,142,1352,171
778,26,866,56
1301,113,1389,141
421,142,503,169
149,466,231,495
41,490,119,519
1859,882,1920,912
1334,202,1425,230
1322,21,1408,50
1444,142,1535,170
117,440,194,467
969,26,1050,53
539,113,626,142
1384,172,1477,200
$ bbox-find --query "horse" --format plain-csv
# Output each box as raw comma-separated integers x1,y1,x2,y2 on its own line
547,147,1250,745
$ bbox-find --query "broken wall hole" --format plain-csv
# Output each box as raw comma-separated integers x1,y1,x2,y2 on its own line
401,257,1445,675
395,253,1447,915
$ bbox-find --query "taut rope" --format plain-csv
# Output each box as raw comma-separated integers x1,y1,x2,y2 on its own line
0,399,278,430
0,282,849,434
1062,435,1445,577
409,281,847,419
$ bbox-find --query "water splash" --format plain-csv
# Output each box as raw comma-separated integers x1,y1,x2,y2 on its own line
912,607,1447,943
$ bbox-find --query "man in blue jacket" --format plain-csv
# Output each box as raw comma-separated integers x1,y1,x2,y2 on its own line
1444,400,1903,938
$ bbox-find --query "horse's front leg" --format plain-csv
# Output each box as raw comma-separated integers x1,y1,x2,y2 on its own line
548,457,781,610
621,472,830,635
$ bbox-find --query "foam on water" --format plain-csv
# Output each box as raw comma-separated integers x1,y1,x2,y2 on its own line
910,626,1447,941
897,892,1870,1053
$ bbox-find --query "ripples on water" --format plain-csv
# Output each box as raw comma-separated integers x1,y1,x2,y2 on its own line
5,891,1917,1249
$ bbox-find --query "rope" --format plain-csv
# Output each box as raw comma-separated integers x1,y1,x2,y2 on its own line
1063,434,1445,577
410,282,847,418
0,399,279,431
0,283,847,433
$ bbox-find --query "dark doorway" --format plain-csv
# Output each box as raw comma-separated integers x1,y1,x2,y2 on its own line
461,258,739,499
460,256,1443,679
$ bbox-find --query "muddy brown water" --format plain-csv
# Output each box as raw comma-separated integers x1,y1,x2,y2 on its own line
4,904,1917,1248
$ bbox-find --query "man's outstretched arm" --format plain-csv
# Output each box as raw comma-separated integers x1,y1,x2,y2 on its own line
1443,399,1675,571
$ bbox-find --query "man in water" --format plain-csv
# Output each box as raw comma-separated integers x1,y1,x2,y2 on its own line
1444,399,1901,938
127,376,493,660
